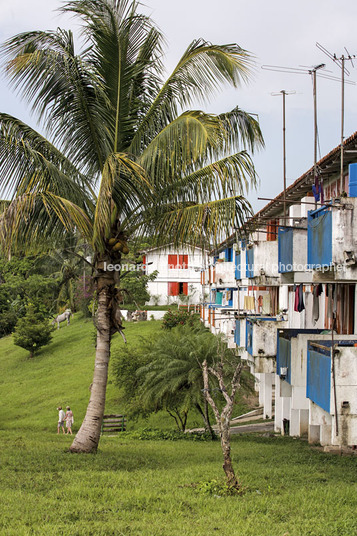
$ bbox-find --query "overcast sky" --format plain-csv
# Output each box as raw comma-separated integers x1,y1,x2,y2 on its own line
1,0,357,210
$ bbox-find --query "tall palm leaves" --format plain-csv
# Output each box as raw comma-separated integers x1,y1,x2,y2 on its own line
0,0,263,452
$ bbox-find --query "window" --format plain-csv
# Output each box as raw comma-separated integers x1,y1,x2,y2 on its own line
168,282,179,296
168,282,188,296
178,254,188,269
225,248,233,262
179,282,188,295
168,254,177,269
267,220,278,241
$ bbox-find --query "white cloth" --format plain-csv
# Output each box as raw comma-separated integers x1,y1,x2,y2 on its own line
58,410,65,423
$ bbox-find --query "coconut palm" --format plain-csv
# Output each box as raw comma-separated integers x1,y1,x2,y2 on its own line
0,0,263,452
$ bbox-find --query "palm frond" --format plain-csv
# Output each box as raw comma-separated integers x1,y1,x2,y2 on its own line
148,196,253,248
130,40,253,154
0,192,93,254
61,0,164,153
93,153,152,249
0,114,95,210
218,107,264,153
2,29,112,173
138,110,224,182
158,151,258,203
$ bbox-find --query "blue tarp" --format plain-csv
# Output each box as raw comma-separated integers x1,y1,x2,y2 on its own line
235,252,241,280
246,248,254,278
234,320,240,346
307,344,331,413
307,207,332,268
278,227,293,273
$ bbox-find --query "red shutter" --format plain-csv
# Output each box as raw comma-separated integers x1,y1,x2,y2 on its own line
168,254,177,269
142,255,146,272
168,282,179,296
183,282,188,295
267,219,277,241
178,254,188,269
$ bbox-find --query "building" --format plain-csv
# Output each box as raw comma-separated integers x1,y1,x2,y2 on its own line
201,132,357,448
143,244,207,306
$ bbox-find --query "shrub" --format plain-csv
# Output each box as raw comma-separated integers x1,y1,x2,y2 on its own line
120,428,216,441
162,309,198,329
13,306,55,358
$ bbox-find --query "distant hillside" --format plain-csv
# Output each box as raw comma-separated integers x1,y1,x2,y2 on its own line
0,316,162,431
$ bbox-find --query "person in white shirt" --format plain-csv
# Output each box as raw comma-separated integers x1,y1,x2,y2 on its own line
57,406,66,434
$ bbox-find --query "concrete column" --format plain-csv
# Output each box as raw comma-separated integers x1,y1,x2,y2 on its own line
281,396,291,436
279,285,289,312
299,409,309,437
320,424,332,446
263,373,274,419
274,375,282,433
355,284,357,335
258,374,265,406
308,424,320,444
290,408,300,436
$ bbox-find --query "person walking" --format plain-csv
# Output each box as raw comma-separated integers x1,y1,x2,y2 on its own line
57,406,66,434
65,406,74,435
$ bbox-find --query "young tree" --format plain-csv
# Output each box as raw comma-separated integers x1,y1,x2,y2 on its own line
13,305,55,358
202,345,243,490
0,0,263,452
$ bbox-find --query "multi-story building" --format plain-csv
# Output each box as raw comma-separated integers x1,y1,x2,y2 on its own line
201,132,357,448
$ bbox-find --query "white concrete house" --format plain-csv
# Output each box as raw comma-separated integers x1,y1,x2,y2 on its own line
143,244,207,306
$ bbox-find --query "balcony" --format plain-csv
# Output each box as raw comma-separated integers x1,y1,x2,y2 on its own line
214,260,236,287
307,197,357,280
306,339,357,446
278,224,307,280
244,316,287,373
244,241,279,283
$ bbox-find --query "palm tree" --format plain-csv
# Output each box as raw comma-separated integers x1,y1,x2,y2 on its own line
0,0,263,452
137,324,218,434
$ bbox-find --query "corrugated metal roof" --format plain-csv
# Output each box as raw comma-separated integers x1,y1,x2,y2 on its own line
211,130,357,254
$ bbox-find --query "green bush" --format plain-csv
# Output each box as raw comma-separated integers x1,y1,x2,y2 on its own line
13,306,55,358
162,309,198,329
121,428,216,441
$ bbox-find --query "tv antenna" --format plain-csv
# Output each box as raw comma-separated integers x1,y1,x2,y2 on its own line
270,90,296,219
316,43,356,191
262,63,354,204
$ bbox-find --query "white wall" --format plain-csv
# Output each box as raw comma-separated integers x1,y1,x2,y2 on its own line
145,245,206,305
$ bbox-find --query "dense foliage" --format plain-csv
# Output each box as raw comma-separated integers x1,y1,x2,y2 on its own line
162,309,199,329
112,323,253,432
0,256,59,337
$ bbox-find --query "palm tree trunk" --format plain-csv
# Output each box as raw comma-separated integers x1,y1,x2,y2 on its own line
70,261,114,453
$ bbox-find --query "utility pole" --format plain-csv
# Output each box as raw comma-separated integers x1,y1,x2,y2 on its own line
271,90,296,220
316,43,356,193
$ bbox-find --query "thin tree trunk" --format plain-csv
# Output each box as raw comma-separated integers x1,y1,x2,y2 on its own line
195,402,215,439
202,359,241,489
204,398,215,439
70,261,114,453
220,420,239,488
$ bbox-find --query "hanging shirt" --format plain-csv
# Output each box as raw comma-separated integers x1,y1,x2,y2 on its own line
295,284,305,313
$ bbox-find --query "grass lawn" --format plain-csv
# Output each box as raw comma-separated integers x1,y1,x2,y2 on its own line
0,316,356,535
0,432,356,536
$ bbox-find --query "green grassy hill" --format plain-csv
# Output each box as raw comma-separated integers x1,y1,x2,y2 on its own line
1,316,357,536
0,315,162,431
